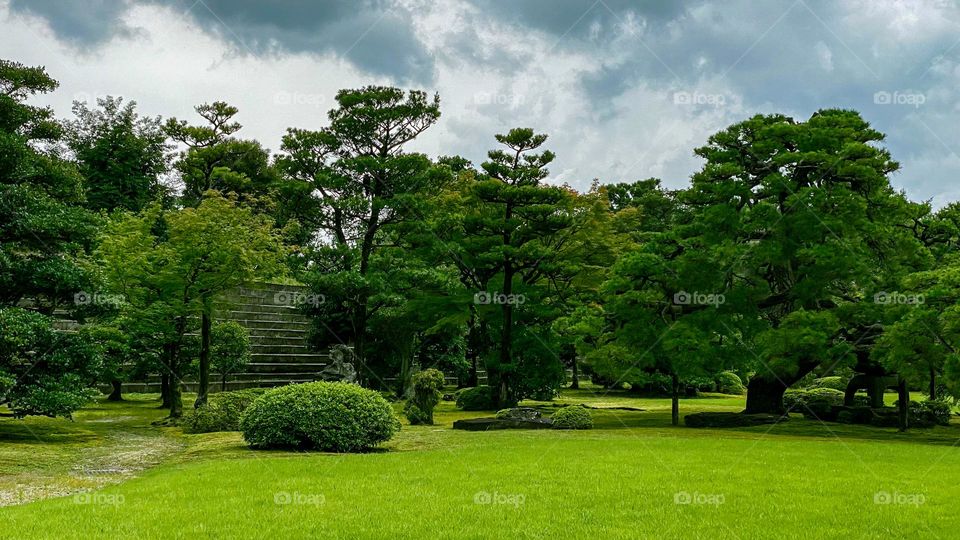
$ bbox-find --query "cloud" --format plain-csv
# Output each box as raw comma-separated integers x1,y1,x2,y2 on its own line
2,0,960,205
6,0,435,82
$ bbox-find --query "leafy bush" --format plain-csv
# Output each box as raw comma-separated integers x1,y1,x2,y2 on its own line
783,387,845,410
404,368,446,425
810,376,847,391
910,400,952,426
551,405,593,430
240,382,400,451
715,371,745,395
0,308,102,418
455,386,497,411
183,388,267,433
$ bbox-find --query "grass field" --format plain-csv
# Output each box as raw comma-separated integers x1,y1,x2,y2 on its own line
1,387,959,539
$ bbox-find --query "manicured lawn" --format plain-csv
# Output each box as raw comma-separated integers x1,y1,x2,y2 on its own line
2,388,959,539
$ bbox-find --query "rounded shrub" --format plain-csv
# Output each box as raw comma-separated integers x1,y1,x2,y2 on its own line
455,386,497,411
783,387,845,410
551,405,593,430
715,371,746,395
240,382,400,452
183,388,267,433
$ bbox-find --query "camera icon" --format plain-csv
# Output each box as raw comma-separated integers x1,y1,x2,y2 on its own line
273,292,291,305
74,291,91,305
473,491,491,505
674,491,692,505
73,492,91,504
873,291,890,305
874,491,892,504
873,91,891,105
474,292,491,305
274,491,292,505
673,91,691,105
673,291,691,305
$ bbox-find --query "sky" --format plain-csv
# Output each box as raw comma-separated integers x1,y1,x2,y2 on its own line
2,0,959,205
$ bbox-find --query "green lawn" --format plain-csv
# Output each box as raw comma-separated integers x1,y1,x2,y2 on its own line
2,388,959,539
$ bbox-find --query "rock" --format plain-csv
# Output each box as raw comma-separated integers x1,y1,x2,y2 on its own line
441,393,456,402
495,407,542,421
684,412,789,428
452,417,554,431
836,406,874,424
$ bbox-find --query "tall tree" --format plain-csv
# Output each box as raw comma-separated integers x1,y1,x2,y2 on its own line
64,96,170,212
0,59,104,418
277,86,448,381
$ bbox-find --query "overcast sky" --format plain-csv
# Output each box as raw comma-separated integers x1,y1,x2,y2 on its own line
2,0,959,205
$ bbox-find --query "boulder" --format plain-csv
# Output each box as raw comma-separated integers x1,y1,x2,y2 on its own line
452,417,554,431
495,407,542,421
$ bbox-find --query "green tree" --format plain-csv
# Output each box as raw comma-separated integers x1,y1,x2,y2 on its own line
277,86,448,382
97,193,286,417
65,96,170,212
211,321,251,391
0,59,103,418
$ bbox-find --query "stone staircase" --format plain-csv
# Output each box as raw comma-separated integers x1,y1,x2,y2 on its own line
123,283,330,393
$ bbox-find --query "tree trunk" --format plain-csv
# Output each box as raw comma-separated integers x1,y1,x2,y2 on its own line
107,380,123,401
169,379,183,418
160,373,171,408
570,355,580,390
671,372,680,426
929,367,937,400
897,377,909,432
194,308,212,408
744,377,790,414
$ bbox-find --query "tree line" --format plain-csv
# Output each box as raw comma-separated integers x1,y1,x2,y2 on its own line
2,58,958,425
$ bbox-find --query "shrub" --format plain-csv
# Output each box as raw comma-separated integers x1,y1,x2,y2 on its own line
183,388,267,433
551,405,593,430
240,382,400,451
911,400,952,426
715,371,745,395
783,387,845,410
404,368,446,425
455,386,497,411
810,376,847,391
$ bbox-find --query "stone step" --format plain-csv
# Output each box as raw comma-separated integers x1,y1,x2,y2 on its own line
246,335,312,346
218,310,313,323
234,319,311,331
243,363,328,374
121,378,316,394
250,353,329,363
250,343,313,354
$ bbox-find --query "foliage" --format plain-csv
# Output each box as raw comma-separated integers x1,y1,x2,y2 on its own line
404,368,446,425
210,321,251,391
64,96,170,212
909,400,952,426
0,307,102,417
455,386,497,411
551,405,593,430
240,382,400,451
783,387,846,410
809,376,848,391
715,371,746,395
182,388,267,433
